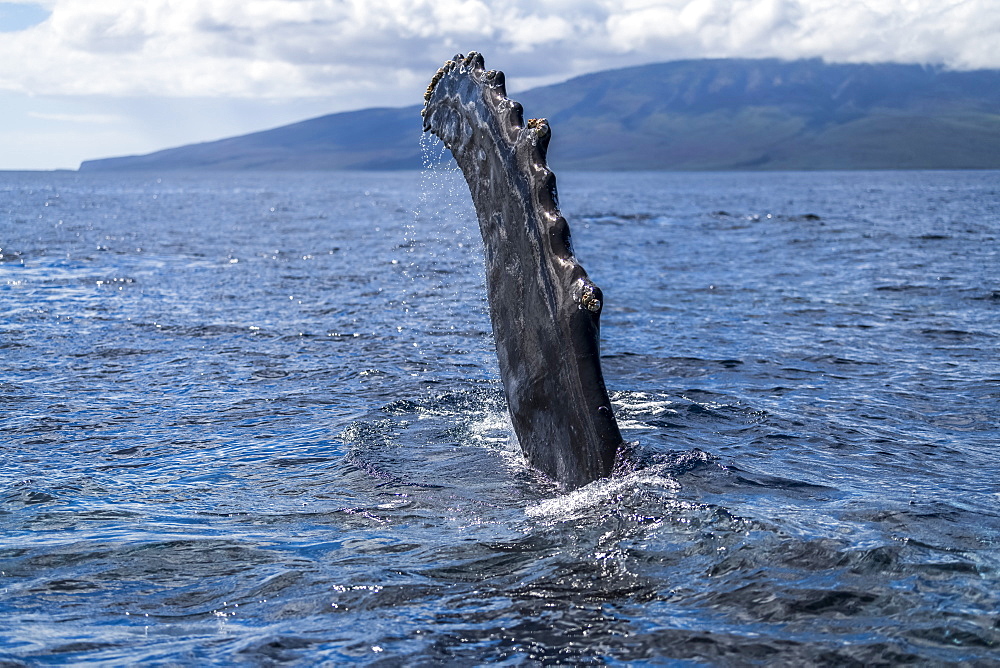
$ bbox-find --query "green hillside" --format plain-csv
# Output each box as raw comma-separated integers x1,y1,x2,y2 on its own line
79,58,1000,172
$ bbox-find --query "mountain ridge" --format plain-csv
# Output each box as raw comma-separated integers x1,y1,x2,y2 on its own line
79,58,1000,172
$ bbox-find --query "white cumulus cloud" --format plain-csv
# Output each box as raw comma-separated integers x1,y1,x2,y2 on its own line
0,0,995,104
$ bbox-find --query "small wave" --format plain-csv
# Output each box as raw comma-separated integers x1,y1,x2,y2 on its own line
525,462,684,519
578,212,656,225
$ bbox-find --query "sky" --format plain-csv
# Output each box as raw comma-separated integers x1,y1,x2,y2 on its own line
1,0,997,170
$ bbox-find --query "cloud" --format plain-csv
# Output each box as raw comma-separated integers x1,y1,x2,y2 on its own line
27,111,125,123
0,2,50,32
0,0,997,107
2,0,995,170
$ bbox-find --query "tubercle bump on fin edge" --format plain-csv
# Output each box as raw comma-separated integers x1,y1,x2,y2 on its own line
422,52,597,291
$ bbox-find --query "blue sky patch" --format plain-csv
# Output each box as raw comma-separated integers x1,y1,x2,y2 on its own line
0,2,49,33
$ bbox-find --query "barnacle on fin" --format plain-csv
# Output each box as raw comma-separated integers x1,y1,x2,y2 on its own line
526,118,549,135
577,280,603,313
424,66,447,103
464,51,484,70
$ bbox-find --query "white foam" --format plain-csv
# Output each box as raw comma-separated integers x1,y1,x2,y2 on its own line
524,468,681,518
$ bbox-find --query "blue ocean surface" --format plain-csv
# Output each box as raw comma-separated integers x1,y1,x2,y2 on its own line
1,167,998,664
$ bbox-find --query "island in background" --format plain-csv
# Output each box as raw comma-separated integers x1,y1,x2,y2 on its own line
79,58,1000,172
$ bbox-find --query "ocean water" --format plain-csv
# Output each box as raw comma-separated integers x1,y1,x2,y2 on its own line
1,167,998,665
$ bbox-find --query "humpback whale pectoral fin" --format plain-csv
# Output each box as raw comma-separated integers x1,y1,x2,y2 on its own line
422,52,625,489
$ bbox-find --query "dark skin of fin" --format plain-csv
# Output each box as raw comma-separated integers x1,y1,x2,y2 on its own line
422,52,625,490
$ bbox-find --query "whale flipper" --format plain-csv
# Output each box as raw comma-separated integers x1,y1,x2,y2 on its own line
422,52,624,489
